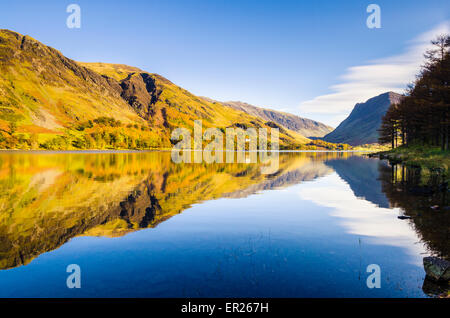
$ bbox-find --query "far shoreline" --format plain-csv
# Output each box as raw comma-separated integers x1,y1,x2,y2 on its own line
0,149,374,154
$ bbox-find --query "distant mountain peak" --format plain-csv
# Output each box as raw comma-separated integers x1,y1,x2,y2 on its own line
202,98,333,138
323,91,404,146
387,91,403,103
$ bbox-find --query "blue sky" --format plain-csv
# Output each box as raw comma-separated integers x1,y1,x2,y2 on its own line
0,0,449,126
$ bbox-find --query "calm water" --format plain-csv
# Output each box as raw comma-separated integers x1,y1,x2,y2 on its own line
0,151,447,297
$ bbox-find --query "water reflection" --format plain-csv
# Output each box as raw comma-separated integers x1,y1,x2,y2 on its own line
0,151,447,297
377,162,449,260
0,151,338,270
376,162,449,297
326,156,390,208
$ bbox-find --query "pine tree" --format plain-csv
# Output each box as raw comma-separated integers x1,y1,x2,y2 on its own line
379,34,449,150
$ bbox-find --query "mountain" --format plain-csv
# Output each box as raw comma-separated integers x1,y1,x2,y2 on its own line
0,29,309,150
204,99,333,138
323,92,403,146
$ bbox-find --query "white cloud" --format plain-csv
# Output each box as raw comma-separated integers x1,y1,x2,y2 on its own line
299,173,429,264
299,22,450,126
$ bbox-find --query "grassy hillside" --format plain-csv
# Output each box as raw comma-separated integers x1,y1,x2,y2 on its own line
82,62,311,146
0,29,310,150
77,62,143,81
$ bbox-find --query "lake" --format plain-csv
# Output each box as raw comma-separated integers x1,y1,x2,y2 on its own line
0,151,447,297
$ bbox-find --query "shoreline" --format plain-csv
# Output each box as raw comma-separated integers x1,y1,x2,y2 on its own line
0,149,375,154
369,146,450,180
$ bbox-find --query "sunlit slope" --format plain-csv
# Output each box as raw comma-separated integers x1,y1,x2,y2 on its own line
80,62,310,146
0,30,144,133
0,29,309,149
0,152,335,269
77,62,143,81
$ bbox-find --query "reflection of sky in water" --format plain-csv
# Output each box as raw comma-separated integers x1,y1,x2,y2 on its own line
299,173,429,265
0,154,431,298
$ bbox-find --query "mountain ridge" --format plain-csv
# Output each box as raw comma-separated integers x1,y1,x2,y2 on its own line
0,29,310,149
323,92,403,146
202,98,333,138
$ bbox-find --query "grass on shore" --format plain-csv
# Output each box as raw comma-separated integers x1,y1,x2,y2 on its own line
353,143,390,152
380,145,450,177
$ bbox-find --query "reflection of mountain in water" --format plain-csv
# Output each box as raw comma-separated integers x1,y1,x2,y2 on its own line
0,152,339,270
225,159,333,198
5,151,445,277
327,155,448,260
325,156,390,208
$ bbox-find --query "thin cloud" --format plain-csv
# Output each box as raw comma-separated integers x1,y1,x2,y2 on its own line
299,173,428,263
298,22,450,125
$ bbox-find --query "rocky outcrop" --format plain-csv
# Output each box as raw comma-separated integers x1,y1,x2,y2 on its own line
120,73,159,119
424,257,450,282
422,276,450,297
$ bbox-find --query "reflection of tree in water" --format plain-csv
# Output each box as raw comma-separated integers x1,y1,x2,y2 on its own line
378,162,449,260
